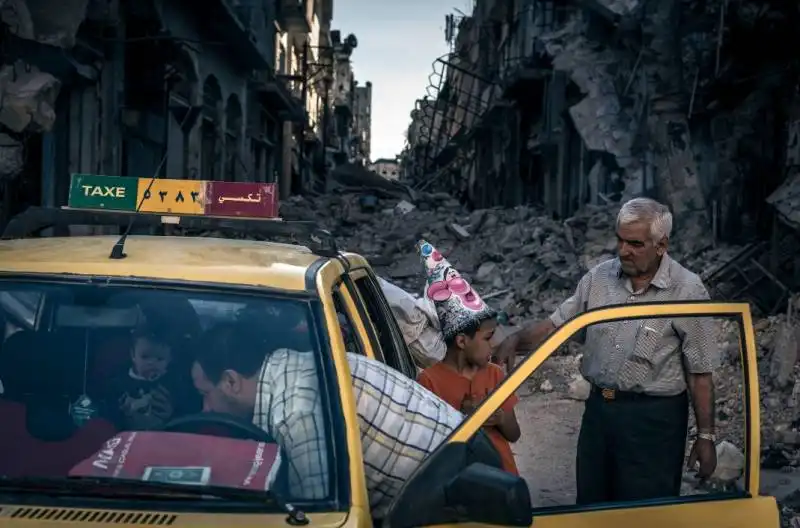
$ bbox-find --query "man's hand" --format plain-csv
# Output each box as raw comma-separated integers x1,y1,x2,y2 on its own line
493,320,556,366
687,437,717,479
149,386,174,422
121,386,174,430
493,334,520,367
460,397,477,415
483,409,504,428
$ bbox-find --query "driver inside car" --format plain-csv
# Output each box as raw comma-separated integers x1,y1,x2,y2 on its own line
191,322,466,520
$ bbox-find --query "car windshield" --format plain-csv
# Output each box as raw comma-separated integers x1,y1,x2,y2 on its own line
0,279,337,508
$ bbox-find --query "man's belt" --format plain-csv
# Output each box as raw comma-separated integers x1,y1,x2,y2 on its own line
590,385,684,402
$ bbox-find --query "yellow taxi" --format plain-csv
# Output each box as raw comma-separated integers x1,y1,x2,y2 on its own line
0,175,780,528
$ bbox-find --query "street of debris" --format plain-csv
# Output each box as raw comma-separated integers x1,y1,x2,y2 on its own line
282,190,800,524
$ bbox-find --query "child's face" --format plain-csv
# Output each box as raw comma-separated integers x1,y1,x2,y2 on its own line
460,319,497,368
131,337,171,381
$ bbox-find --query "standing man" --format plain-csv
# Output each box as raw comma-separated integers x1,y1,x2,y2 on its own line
494,197,718,503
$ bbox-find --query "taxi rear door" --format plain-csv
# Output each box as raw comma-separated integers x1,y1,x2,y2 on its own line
345,265,418,379
383,301,780,528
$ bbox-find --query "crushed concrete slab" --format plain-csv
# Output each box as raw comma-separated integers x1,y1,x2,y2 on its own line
0,61,61,133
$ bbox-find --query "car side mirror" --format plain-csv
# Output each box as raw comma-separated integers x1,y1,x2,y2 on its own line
383,439,530,528
444,463,532,526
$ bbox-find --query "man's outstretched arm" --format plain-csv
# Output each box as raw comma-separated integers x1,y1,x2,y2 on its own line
494,272,592,366
494,320,555,366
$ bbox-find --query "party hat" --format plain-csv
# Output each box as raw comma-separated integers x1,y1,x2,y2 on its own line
417,239,496,342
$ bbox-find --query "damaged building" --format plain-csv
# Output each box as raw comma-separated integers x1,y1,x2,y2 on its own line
399,0,800,312
0,0,374,225
403,0,798,252
352,79,372,165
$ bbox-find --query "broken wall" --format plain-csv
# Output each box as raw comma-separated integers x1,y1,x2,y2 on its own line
403,0,800,252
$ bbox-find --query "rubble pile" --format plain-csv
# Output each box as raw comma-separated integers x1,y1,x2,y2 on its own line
282,191,800,518
280,190,739,325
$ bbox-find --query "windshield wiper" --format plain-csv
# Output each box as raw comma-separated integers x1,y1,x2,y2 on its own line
0,476,308,523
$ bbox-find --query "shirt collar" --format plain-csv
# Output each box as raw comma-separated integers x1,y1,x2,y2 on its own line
614,253,672,290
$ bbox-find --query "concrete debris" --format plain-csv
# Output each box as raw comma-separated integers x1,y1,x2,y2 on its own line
567,375,590,401
541,17,637,190
770,302,799,390
716,315,800,475
281,191,800,489
1,0,91,48
768,171,800,232
712,441,746,483
0,133,24,182
594,0,642,17
281,191,736,324
395,200,415,214
0,61,61,133
539,11,711,252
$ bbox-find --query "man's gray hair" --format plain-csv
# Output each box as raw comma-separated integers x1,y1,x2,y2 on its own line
616,197,673,242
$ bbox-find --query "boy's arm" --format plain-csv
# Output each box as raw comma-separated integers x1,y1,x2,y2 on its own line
485,366,521,442
496,408,521,442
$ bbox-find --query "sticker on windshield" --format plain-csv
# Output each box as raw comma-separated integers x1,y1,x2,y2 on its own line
142,466,211,486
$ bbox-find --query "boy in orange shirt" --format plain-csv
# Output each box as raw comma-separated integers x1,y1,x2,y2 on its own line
415,240,521,475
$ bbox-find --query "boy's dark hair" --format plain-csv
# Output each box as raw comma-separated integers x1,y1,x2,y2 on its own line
444,318,484,348
194,323,269,384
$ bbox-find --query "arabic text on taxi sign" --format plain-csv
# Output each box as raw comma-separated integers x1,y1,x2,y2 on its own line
67,174,278,218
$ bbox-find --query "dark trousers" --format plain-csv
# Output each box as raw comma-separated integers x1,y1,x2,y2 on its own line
575,388,689,504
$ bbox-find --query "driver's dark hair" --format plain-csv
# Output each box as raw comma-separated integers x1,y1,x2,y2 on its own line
194,322,269,384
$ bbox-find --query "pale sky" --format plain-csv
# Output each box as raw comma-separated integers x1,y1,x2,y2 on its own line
332,0,471,161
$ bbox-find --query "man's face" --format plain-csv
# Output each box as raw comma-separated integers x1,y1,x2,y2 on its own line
616,221,666,277
458,319,498,368
191,362,256,418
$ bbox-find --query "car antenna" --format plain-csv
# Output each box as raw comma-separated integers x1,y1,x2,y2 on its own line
109,111,193,260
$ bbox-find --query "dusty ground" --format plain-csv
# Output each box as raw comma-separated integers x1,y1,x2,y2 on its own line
513,392,581,507
512,386,800,525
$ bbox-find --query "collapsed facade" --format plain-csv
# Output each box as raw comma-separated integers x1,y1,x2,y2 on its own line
0,0,373,226
399,0,800,312
404,0,798,245
352,80,372,165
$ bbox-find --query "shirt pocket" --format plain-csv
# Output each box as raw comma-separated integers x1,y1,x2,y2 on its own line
587,322,613,342
618,318,671,385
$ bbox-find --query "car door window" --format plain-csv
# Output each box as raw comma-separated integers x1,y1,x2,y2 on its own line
332,285,369,358
384,303,768,528
0,291,42,335
352,273,416,379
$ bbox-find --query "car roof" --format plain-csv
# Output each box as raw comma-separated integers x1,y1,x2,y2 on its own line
0,236,327,291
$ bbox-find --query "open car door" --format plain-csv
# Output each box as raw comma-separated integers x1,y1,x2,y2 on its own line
383,301,780,528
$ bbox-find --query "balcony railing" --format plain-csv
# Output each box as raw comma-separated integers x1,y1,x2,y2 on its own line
250,69,305,122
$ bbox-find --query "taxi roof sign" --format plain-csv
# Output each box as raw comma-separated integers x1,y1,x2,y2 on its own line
68,174,278,219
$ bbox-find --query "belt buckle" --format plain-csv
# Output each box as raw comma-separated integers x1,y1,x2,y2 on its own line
601,388,616,401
